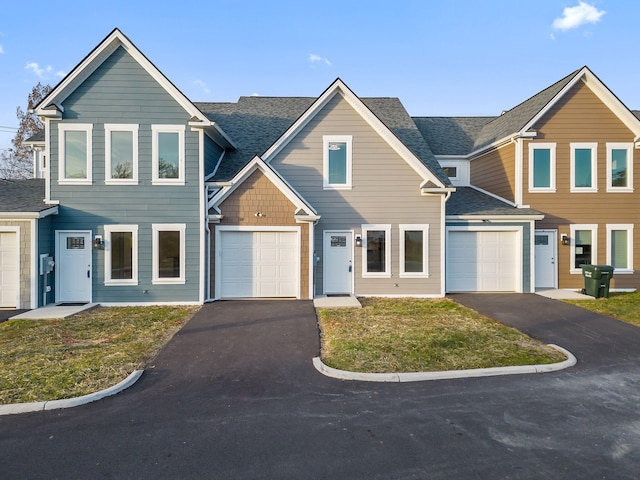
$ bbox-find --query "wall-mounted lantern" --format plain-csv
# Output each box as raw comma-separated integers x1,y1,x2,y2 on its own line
355,234,362,247
93,235,104,250
561,234,570,246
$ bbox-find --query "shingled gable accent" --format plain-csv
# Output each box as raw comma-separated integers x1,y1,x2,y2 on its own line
208,156,320,223
33,28,235,148
261,78,450,190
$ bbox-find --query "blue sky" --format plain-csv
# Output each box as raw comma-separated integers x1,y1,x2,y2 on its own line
0,0,636,151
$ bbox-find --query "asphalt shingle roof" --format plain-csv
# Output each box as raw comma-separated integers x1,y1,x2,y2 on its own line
446,187,543,217
412,117,495,156
0,179,48,213
196,94,451,186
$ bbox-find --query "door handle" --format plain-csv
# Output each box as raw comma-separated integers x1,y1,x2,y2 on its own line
87,267,91,278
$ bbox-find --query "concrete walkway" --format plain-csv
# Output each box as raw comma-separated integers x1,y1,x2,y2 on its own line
9,303,98,320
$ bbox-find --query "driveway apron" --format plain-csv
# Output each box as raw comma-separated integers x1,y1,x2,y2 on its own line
451,293,640,369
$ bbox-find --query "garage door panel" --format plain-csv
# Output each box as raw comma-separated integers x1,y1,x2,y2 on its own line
0,232,18,307
447,230,518,292
220,230,299,298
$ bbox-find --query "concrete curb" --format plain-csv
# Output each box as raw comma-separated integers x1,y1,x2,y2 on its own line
0,369,144,416
313,344,576,382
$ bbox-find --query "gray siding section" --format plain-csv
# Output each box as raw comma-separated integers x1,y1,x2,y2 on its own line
205,136,224,177
49,46,201,303
37,215,55,306
271,94,444,296
446,221,533,293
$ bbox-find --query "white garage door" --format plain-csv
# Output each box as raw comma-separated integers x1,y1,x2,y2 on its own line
0,232,19,307
447,230,518,292
219,230,299,298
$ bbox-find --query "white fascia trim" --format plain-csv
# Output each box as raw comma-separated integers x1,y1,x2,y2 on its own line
198,129,206,304
0,207,59,219
469,185,518,207
205,150,226,181
189,121,236,150
209,156,318,216
466,134,516,160
446,214,545,221
30,219,38,309
35,29,209,123
261,79,446,188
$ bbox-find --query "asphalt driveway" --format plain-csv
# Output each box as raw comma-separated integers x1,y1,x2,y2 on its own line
1,297,640,479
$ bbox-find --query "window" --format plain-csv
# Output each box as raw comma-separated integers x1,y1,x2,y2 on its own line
323,135,352,189
399,224,429,277
104,225,138,285
607,224,634,273
607,143,633,192
105,124,138,184
570,224,597,273
570,143,597,192
528,143,556,191
58,124,92,184
362,224,391,277
152,125,185,184
152,224,186,284
442,166,457,179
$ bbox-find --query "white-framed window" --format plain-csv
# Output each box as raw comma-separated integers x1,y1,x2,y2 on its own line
570,224,598,274
528,143,556,192
323,135,352,189
606,224,634,273
152,224,186,284
442,166,457,179
606,143,633,192
152,125,185,185
362,224,391,278
105,124,138,184
570,143,598,192
104,225,138,285
399,224,429,278
58,123,92,184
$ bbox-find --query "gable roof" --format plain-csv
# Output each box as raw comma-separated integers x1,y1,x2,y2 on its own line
416,67,640,158
209,156,319,222
0,179,57,217
199,79,452,187
33,28,234,148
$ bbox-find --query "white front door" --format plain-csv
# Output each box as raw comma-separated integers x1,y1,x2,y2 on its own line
324,231,353,294
0,231,19,307
56,231,92,303
535,230,557,289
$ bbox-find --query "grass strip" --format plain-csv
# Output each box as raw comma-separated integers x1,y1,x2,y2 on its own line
317,298,565,374
0,306,198,404
564,291,640,327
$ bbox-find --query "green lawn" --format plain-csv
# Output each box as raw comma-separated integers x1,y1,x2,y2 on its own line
564,291,640,327
0,306,198,404
317,297,565,374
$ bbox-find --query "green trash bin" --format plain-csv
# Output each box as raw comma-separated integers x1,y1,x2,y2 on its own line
580,265,614,298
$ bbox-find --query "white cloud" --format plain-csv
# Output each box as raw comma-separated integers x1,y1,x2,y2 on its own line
0,45,4,54
25,62,57,79
56,70,66,78
553,2,605,31
309,53,331,67
193,79,211,95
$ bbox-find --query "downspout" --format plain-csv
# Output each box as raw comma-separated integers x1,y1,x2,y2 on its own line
204,184,214,302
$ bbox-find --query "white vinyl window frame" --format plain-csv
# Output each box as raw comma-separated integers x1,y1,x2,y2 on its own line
399,224,429,278
323,135,353,190
152,223,186,284
570,143,598,193
104,225,138,286
58,123,93,185
105,124,139,185
606,143,633,193
361,224,391,278
570,224,598,274
606,224,634,274
152,125,186,185
528,143,556,192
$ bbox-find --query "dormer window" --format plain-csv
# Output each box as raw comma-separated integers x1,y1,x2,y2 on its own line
323,135,352,189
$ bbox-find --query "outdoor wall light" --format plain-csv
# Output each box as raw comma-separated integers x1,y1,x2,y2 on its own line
355,234,362,247
561,234,570,246
254,212,265,217
93,235,104,249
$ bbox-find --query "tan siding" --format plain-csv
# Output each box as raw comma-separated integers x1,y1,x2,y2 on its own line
213,170,310,299
470,143,516,202
271,94,443,296
524,81,640,289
